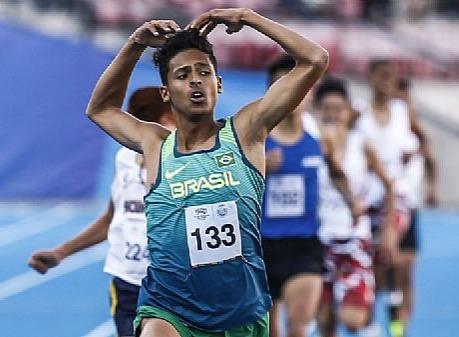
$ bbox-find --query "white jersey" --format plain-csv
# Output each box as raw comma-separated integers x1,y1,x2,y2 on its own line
318,131,372,243
402,151,425,208
103,147,149,286
355,99,418,206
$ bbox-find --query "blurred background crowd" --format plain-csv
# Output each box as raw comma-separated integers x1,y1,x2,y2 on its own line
1,0,458,204
2,0,459,78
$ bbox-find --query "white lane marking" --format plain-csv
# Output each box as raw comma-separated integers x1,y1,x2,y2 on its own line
0,203,63,228
0,203,92,247
81,319,115,337
0,244,106,301
0,204,56,226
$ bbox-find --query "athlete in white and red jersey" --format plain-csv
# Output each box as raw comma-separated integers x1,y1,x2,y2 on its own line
28,87,175,337
312,77,396,337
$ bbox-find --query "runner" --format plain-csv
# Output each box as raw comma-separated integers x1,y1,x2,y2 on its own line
313,77,397,337
85,8,329,337
356,59,419,337
391,77,439,337
262,56,363,337
262,55,324,337
28,87,174,337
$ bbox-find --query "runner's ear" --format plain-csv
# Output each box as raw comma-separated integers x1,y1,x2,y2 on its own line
217,76,223,94
160,86,170,102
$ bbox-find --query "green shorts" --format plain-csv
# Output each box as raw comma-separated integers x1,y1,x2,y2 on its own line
134,306,269,337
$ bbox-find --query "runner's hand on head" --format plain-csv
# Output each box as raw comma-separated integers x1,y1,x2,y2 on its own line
132,20,181,48
28,250,63,274
188,8,251,36
265,148,283,174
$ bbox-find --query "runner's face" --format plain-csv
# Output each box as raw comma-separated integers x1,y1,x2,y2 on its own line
163,49,220,121
317,93,350,126
369,63,396,97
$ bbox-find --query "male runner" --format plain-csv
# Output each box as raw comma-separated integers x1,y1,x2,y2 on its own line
262,55,324,337
262,56,361,337
28,87,174,337
356,59,419,337
85,8,328,337
313,77,396,337
391,77,438,337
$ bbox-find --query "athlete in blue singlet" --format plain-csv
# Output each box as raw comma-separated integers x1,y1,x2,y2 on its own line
261,56,365,337
86,9,328,337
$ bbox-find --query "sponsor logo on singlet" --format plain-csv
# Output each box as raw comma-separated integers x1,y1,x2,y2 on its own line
165,162,190,179
169,171,241,199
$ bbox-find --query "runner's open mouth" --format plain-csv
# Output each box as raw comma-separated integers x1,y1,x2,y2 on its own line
190,91,205,104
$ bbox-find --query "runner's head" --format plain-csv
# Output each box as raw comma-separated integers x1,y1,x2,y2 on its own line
127,87,175,129
267,54,311,116
368,58,396,98
153,29,221,122
314,76,354,128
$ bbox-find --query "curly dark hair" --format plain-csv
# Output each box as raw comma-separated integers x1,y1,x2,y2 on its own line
153,29,218,84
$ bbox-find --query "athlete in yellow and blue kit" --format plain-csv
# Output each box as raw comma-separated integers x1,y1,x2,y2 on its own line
86,8,328,337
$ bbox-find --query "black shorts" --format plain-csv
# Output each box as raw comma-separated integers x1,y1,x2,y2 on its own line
262,236,324,300
399,208,419,252
109,277,140,336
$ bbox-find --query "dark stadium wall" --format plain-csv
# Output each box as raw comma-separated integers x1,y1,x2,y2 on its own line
0,22,112,199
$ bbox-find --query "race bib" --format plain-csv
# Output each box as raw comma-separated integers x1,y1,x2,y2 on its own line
122,220,149,263
266,175,305,218
185,201,242,267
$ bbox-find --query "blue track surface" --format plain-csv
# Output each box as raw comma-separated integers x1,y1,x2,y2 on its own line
0,205,457,337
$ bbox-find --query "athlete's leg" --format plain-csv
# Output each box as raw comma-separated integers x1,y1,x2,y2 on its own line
336,240,375,334
140,318,181,337
269,300,282,337
388,208,418,337
282,273,323,337
390,251,416,337
317,302,337,337
339,305,370,332
396,251,416,321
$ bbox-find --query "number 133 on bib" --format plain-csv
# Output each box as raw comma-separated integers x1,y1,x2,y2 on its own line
185,201,242,267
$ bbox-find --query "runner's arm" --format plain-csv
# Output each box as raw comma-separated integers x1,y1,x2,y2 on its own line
365,143,396,222
86,21,178,152
322,137,364,219
190,8,328,142
28,201,114,274
237,9,328,140
365,142,398,260
408,107,438,206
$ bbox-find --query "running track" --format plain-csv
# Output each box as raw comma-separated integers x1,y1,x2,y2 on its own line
0,203,458,337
